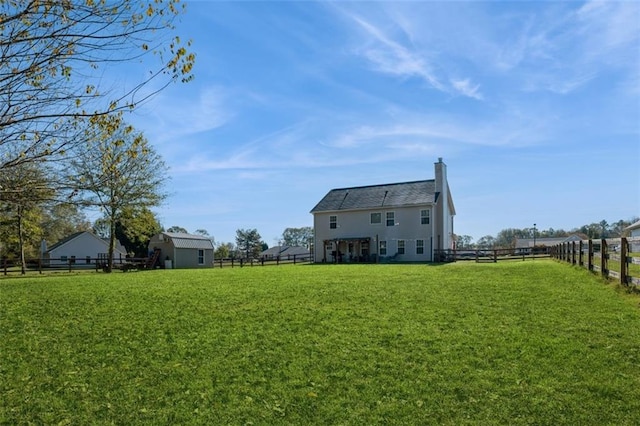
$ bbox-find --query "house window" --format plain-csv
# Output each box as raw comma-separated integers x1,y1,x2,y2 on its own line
85,256,91,264
398,240,405,254
386,212,395,226
380,240,387,255
416,239,424,254
421,209,430,225
330,215,337,229
60,255,68,262
370,212,381,224
198,249,204,265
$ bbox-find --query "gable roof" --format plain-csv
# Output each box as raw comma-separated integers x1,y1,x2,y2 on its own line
46,231,127,254
260,245,310,258
162,232,214,250
515,234,583,248
310,180,437,213
624,219,640,232
47,231,85,252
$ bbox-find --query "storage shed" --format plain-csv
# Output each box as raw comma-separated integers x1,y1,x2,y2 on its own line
148,232,215,269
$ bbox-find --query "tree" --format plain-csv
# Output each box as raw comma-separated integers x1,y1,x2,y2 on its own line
455,235,473,249
281,227,313,247
167,226,189,234
214,242,234,260
476,235,496,250
0,0,195,171
68,120,167,272
194,229,209,236
0,163,53,273
115,207,163,257
41,203,91,245
236,228,264,259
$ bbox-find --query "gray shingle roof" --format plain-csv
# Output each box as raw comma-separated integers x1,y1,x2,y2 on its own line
310,180,437,213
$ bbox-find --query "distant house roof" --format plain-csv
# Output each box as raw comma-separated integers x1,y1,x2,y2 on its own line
162,232,214,250
260,245,310,257
46,231,126,254
624,220,640,232
515,234,582,249
311,180,437,213
47,231,85,252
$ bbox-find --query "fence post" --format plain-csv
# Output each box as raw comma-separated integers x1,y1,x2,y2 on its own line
68,258,72,273
600,239,607,278
231,258,234,268
493,250,497,263
571,241,576,265
620,237,628,286
240,258,244,268
578,241,584,266
588,240,593,271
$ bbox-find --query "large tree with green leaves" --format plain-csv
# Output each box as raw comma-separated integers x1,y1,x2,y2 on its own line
114,207,163,257
281,227,313,247
0,162,53,273
69,118,168,272
0,0,194,171
236,228,264,259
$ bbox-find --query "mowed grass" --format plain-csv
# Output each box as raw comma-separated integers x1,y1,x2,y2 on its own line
1,261,640,425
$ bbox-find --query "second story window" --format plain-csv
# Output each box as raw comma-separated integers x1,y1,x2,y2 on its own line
370,212,381,224
386,212,395,227
421,209,430,225
330,215,337,229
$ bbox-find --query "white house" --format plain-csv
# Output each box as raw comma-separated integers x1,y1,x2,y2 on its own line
260,245,311,261
148,232,214,269
44,231,127,267
624,219,640,252
310,158,456,263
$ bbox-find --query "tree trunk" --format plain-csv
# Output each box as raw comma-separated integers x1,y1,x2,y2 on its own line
18,208,26,275
107,207,116,273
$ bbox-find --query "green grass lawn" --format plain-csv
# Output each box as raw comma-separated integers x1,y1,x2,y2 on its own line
1,261,639,425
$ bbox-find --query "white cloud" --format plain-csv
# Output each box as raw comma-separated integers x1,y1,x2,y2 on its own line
135,84,233,145
450,78,483,100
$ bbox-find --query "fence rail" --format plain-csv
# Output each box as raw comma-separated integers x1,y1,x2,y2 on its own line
436,247,551,263
215,254,312,268
1,255,148,275
551,237,640,287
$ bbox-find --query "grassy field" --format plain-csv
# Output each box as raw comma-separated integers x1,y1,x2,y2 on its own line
1,261,639,425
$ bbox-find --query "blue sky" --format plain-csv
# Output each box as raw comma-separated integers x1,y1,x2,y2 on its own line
125,1,639,247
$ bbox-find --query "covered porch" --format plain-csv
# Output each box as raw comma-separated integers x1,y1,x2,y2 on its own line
322,237,374,263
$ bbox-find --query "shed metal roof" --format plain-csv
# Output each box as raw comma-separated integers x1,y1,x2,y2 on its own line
163,232,214,250
310,180,437,213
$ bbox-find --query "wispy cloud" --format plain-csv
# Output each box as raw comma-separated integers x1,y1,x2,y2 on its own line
135,84,233,145
450,78,483,100
337,7,483,100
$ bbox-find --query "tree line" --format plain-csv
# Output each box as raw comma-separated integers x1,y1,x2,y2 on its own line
0,1,195,272
214,227,314,260
456,217,640,250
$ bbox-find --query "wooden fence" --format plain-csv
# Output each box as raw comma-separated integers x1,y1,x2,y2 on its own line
1,255,147,275
550,237,640,287
436,247,551,263
214,254,312,268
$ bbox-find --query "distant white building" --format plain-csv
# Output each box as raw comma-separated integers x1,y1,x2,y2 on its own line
624,220,640,252
260,245,310,261
44,231,127,266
